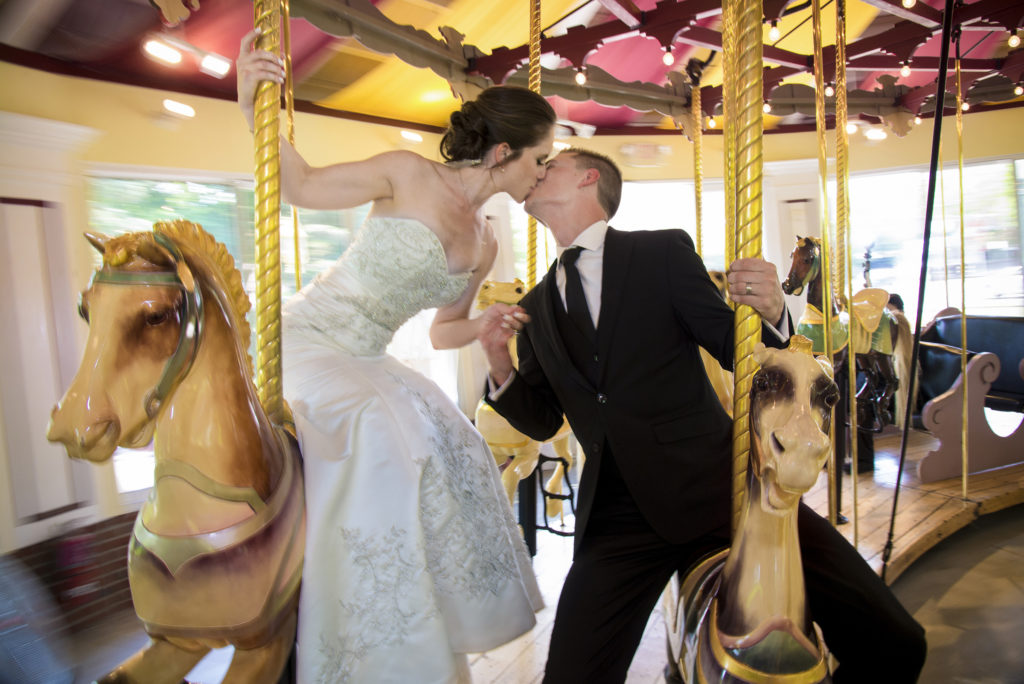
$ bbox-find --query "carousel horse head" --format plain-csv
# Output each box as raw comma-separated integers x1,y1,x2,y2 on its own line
46,220,252,462
477,278,527,309
666,336,839,683
750,336,839,510
781,236,821,297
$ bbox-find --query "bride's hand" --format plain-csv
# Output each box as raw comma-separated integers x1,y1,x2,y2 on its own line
236,29,285,132
477,304,529,374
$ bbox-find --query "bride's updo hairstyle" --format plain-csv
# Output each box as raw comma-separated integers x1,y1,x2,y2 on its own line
440,86,556,165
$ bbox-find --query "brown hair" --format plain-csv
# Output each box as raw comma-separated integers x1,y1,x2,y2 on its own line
440,86,556,164
567,148,622,218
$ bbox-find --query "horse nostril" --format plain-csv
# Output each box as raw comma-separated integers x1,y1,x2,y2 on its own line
772,433,785,452
80,420,116,449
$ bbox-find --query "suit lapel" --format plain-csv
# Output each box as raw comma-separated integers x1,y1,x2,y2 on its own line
531,259,593,391
596,227,632,382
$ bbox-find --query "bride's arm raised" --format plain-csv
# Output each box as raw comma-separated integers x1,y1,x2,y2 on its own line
236,29,407,210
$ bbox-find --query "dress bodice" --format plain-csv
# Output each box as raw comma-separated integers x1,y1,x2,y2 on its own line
284,217,473,356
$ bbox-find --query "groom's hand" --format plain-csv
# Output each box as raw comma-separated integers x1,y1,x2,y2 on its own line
727,257,786,328
477,303,530,385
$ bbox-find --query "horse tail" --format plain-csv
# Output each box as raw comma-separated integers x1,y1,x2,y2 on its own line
892,310,916,425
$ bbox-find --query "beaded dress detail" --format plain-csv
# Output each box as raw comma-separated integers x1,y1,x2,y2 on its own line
282,217,542,683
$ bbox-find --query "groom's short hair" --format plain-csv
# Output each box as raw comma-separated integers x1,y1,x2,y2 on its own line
567,148,622,219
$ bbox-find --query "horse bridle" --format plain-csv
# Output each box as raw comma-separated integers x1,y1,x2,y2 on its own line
88,232,204,420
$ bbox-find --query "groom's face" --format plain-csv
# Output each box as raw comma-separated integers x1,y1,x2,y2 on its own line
524,153,579,220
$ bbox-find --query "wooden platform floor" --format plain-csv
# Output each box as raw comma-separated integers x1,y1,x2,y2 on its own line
804,425,1024,583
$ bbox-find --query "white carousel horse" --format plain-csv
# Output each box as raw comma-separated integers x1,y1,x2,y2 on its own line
46,220,304,683
475,279,579,518
664,336,839,683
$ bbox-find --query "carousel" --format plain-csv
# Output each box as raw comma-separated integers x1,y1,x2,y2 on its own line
1,0,1023,682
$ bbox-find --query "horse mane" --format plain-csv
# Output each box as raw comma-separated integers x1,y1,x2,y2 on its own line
152,219,254,376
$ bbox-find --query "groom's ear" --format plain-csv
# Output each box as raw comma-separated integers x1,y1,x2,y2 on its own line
578,167,600,188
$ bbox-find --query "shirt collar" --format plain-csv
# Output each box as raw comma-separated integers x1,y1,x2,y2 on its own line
567,220,608,254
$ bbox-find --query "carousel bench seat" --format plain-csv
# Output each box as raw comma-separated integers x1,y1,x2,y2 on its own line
918,312,1024,413
915,311,1024,483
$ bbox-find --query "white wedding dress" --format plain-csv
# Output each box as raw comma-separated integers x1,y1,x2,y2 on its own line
282,217,542,683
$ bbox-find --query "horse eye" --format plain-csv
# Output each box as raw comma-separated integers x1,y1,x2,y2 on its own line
145,310,172,326
77,299,89,323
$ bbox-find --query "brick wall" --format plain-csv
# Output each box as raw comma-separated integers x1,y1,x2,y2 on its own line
9,512,137,635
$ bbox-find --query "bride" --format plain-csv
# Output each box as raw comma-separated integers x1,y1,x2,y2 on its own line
237,29,554,683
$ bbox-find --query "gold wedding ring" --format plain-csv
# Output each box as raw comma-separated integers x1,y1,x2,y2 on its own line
745,282,753,295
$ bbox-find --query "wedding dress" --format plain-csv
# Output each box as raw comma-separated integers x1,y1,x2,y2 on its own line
282,217,542,683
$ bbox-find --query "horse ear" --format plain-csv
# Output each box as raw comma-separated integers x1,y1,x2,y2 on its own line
84,232,110,255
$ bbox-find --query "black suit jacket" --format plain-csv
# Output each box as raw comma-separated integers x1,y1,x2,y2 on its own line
486,228,790,551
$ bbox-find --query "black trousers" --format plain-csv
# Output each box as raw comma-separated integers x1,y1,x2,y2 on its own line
542,461,926,683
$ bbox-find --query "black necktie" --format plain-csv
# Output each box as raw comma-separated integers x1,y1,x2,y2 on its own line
561,246,596,342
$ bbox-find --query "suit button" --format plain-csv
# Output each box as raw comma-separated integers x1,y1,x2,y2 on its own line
593,354,599,362
591,442,600,453
597,393,607,404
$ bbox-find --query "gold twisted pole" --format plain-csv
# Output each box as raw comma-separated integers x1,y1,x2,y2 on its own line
835,0,858,545
282,0,302,295
722,0,737,268
526,0,542,288
955,48,969,500
692,82,704,257
811,0,837,525
725,0,763,534
253,0,284,422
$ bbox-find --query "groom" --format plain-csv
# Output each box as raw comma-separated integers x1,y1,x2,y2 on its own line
477,149,926,683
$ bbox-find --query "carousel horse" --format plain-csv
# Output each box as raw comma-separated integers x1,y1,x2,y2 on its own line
664,336,839,683
150,0,199,27
46,220,304,684
781,236,910,433
474,279,579,518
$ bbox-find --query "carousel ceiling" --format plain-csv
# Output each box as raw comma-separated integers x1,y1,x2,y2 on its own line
1,0,1022,137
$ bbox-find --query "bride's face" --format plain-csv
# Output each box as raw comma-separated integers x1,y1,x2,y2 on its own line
497,127,555,203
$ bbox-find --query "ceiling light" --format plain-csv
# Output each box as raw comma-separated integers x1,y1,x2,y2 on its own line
553,141,571,151
663,50,674,66
914,115,923,125
1015,85,1024,96
1009,34,1021,49
575,69,587,86
144,39,182,65
163,99,194,118
762,102,772,114
769,21,781,43
865,127,887,141
400,130,423,143
846,121,858,135
961,101,970,111
200,53,231,78
824,85,835,97
707,117,716,129
900,63,912,78
901,0,916,7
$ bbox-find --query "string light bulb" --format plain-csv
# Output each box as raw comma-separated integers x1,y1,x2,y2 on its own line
575,69,587,86
707,117,717,129
1015,84,1024,97
914,115,922,125
961,101,970,111
824,84,835,97
1009,34,1021,49
901,0,916,8
663,49,675,66
762,101,772,114
900,63,912,78
845,121,858,135
769,21,781,42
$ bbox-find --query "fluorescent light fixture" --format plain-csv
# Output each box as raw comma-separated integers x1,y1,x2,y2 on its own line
200,53,232,78
144,39,182,65
400,130,423,143
163,99,195,118
865,127,887,141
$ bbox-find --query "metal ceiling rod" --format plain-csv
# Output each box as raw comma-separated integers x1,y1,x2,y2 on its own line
881,0,957,583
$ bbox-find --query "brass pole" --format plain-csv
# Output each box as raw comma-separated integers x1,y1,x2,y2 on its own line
526,0,542,288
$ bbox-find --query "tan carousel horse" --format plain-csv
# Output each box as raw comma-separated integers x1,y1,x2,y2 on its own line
474,279,579,518
664,336,839,683
46,220,304,683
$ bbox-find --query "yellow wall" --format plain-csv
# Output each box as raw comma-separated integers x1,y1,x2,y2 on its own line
3,61,1023,180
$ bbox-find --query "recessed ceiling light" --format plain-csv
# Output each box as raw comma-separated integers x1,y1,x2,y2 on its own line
163,99,195,118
